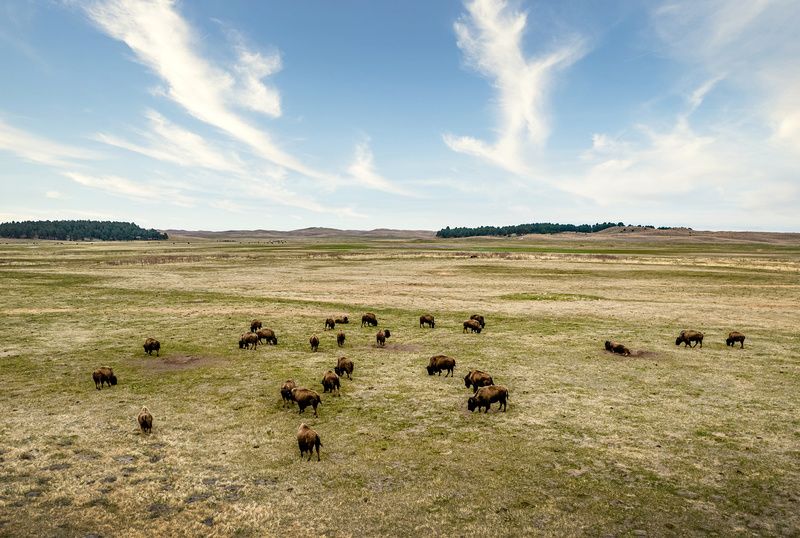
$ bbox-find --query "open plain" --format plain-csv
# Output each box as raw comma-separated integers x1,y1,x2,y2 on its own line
1,232,799,537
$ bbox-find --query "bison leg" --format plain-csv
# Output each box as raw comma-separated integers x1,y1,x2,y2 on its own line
313,404,319,418
740,341,744,349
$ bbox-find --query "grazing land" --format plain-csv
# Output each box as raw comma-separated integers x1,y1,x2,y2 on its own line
1,232,799,536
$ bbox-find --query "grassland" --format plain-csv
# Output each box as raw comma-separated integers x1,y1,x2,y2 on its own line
0,234,798,537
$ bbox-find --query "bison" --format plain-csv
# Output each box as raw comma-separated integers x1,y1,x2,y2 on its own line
467,385,509,413
376,329,391,347
137,406,153,433
470,314,485,328
250,319,263,333
676,330,704,348
325,318,336,330
256,328,278,345
239,332,259,350
321,370,341,395
309,335,320,352
726,331,746,348
281,379,297,407
427,355,456,377
361,313,378,327
92,367,117,390
291,387,321,417
464,369,494,392
334,356,354,380
419,314,435,328
463,320,482,333
335,316,349,324
297,423,322,462
143,338,160,356
604,340,631,356
336,331,346,347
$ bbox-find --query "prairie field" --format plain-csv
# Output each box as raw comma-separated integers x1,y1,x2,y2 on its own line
1,233,799,537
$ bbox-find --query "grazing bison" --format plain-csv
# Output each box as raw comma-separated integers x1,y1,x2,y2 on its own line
334,356,354,380
137,406,153,433
419,314,435,328
361,313,378,327
335,316,349,324
427,355,456,377
376,329,391,347
291,387,322,417
309,335,320,352
676,330,704,348
325,318,336,330
321,370,341,395
464,369,494,392
256,328,278,345
337,331,346,347
281,379,297,407
92,367,117,390
604,340,631,356
463,320,482,333
250,319,262,332
143,338,160,356
726,331,746,348
297,423,322,462
467,385,509,413
470,314,485,328
239,332,259,350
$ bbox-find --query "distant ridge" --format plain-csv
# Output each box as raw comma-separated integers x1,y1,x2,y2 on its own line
165,227,436,240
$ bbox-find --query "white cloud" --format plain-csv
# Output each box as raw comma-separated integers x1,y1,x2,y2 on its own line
347,141,415,197
84,0,330,182
0,117,99,167
444,0,585,173
45,190,63,199
63,171,196,207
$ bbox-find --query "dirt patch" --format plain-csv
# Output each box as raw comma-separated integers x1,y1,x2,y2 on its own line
603,350,660,359
147,355,224,371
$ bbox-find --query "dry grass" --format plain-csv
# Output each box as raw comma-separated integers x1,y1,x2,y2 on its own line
0,236,799,537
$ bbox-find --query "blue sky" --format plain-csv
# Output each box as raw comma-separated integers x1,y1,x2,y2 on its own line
1,0,799,232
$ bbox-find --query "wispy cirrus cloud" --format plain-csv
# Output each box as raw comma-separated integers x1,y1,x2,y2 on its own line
444,0,585,174
347,141,415,197
0,117,99,167
63,171,197,207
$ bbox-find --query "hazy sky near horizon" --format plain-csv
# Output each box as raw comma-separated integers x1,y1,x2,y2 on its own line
1,0,799,231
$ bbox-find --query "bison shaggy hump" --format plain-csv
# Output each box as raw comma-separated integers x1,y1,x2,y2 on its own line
427,355,456,377
324,318,336,330
467,385,509,413
309,335,320,352
470,314,485,328
334,356,354,380
604,340,631,356
92,366,117,390
463,319,482,333
250,319,263,333
464,369,493,391
726,331,746,348
676,330,704,348
336,331,346,347
297,423,322,462
281,379,297,407
291,387,322,417
138,406,153,433
361,313,378,327
419,314,435,328
239,332,259,350
143,338,160,356
321,370,340,395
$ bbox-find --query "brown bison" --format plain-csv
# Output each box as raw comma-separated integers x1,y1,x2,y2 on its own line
324,318,336,330
361,313,378,327
297,423,322,462
291,387,321,417
463,320,482,333
92,367,117,390
419,314,435,328
309,335,320,352
335,316,349,324
467,385,509,413
726,331,746,348
427,355,456,377
376,329,391,347
464,369,494,392
321,370,341,395
239,332,259,350
137,406,153,433
334,356,354,380
256,328,278,345
143,338,160,356
604,340,631,356
250,319,262,332
281,380,297,407
336,331,346,347
470,314,485,328
676,330,704,348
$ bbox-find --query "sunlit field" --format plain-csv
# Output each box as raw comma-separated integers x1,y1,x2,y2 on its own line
1,234,798,536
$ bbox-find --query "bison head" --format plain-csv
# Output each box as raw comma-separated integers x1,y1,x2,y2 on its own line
334,366,343,376
675,336,683,346
725,338,733,346
384,329,391,338
110,375,118,386
464,373,472,388
604,340,612,351
426,365,435,375
467,397,477,412
239,337,246,349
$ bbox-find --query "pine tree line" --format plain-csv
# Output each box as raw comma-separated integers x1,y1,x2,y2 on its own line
436,222,652,238
0,220,168,241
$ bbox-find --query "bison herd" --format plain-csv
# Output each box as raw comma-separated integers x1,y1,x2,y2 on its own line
93,310,748,459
